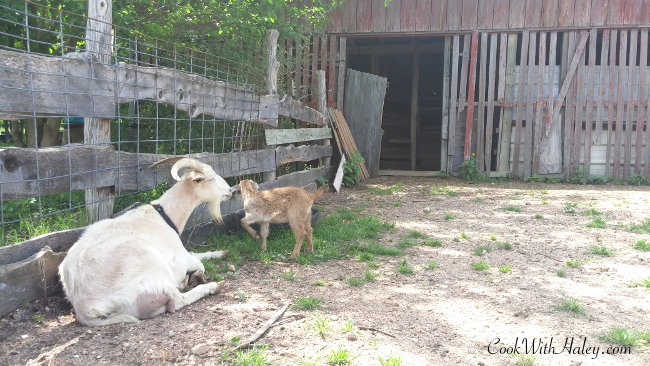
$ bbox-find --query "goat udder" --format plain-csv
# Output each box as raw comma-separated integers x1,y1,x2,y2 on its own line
136,292,176,318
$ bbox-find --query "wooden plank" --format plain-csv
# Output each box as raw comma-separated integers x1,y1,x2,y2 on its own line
329,36,336,108
542,0,560,27
386,0,402,32
328,4,343,33
512,31,530,177
624,0,643,25
525,0,543,28
462,0,479,30
0,228,83,267
330,109,370,179
447,0,463,30
302,38,310,108
509,0,526,29
447,35,461,171
275,144,333,167
624,29,638,178
492,0,510,29
316,70,332,167
573,0,592,26
642,0,650,24
411,49,420,170
265,128,332,145
572,33,586,176
497,32,507,102
478,0,495,29
583,28,597,173
441,36,451,172
458,36,472,118
464,31,479,160
558,0,575,26
608,0,626,25
337,37,346,110
590,0,609,26
343,0,357,33
372,0,387,32
564,32,577,179
416,0,432,31
613,30,627,179
431,0,445,30
401,0,417,32
594,29,611,144
533,32,547,175
485,33,498,172
606,30,618,179
294,39,303,101
540,32,561,174
639,29,649,176
357,0,372,33
348,43,444,55
476,32,488,171
278,96,327,125
524,32,537,178
497,33,518,172
311,37,319,109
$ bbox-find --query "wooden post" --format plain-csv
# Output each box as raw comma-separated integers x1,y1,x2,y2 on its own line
476,32,487,172
497,33,517,173
583,28,597,173
316,70,331,168
337,36,346,110
410,44,420,171
263,29,280,183
84,0,114,224
447,35,460,172
440,37,451,173
464,31,479,161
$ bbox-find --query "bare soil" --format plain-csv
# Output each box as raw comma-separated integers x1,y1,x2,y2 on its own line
2,177,650,366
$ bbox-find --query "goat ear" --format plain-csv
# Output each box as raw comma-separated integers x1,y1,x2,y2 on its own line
230,184,241,192
192,174,206,183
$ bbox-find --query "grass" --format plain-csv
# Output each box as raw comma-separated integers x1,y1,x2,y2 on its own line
408,231,426,239
599,327,649,347
396,237,417,249
367,261,380,269
229,344,270,366
282,269,297,281
556,297,586,316
294,296,322,310
489,234,497,241
378,353,402,366
397,257,414,274
325,346,356,366
541,189,548,194
367,242,402,256
512,353,537,366
430,185,458,197
368,183,404,195
634,239,650,251
344,318,354,332
504,206,522,212
453,236,460,242
566,259,582,268
583,208,602,215
474,244,492,256
425,261,438,270
460,231,468,239
631,276,650,289
586,217,607,228
364,269,377,282
590,245,613,256
471,197,483,203
444,213,455,220
347,276,366,286
541,197,549,204
556,268,567,277
423,238,441,247
472,259,489,271
310,313,330,337
630,219,650,234
393,202,401,207
534,214,543,219
496,242,512,250
314,280,325,286
498,264,511,273
564,202,578,213
355,252,375,262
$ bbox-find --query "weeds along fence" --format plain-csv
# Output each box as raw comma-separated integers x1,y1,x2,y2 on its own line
0,0,332,248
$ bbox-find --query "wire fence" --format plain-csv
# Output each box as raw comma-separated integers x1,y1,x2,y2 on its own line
0,1,291,246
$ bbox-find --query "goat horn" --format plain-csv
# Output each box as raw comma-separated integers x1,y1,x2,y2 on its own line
148,156,187,169
170,158,209,181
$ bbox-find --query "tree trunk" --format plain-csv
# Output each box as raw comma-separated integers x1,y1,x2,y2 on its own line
41,117,62,147
24,118,45,147
10,120,26,148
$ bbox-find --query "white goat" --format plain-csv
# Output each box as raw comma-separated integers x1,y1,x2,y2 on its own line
59,157,233,326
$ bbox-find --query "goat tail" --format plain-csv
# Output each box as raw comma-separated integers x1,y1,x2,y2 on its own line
80,313,140,327
311,184,329,202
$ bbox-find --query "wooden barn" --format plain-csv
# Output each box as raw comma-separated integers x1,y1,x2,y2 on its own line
299,0,650,180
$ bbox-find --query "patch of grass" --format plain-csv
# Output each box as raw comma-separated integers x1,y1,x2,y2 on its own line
527,192,535,196
534,214,543,219
511,195,521,200
282,269,297,281
556,297,586,316
471,197,484,203
310,313,330,338
599,328,646,347
590,245,613,256
425,261,438,270
368,183,404,195
472,259,489,271
393,202,401,207
541,197,549,204
460,231,468,239
347,276,366,286
430,186,458,197
504,206,522,212
367,242,402,256
586,217,607,228
294,356,322,366
566,259,582,268
423,206,432,213
583,208,602,216
408,231,426,239
453,236,460,242
355,252,375,262
378,353,403,366
396,237,417,249
512,353,537,366
564,202,578,213
541,189,548,194
496,242,512,250
235,290,250,301
424,238,441,247
397,257,414,274
499,264,511,273
364,269,377,282
634,240,650,251
344,318,354,332
33,313,45,325
325,346,357,366
314,280,325,286
294,296,322,311
630,219,650,234
367,261,379,269
489,234,497,241
556,268,567,277
630,276,650,289
229,344,270,366
444,213,455,220
474,244,492,256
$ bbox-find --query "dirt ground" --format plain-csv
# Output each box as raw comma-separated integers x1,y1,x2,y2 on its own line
1,177,650,366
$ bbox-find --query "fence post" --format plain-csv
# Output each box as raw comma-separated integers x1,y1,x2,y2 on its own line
316,70,331,168
263,29,279,183
84,0,115,223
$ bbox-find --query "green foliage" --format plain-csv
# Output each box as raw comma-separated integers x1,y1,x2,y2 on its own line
460,155,480,181
498,264,512,273
590,245,613,256
378,353,402,366
439,170,452,178
366,242,402,256
397,257,413,274
504,206,522,212
586,217,607,229
424,238,441,247
474,244,492,256
325,346,356,366
566,259,582,268
630,219,650,234
571,165,607,185
368,183,403,195
634,240,650,251
310,313,330,337
564,202,578,213
343,151,365,187
229,344,270,366
425,261,438,270
281,269,297,281
556,298,586,316
472,260,489,271
294,296,322,311
600,328,648,347
496,242,512,250
556,268,567,277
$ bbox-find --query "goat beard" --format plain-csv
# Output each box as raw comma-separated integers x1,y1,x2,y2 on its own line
209,200,224,225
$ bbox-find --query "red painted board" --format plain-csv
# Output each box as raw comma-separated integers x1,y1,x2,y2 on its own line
641,0,650,24
509,0,526,29
431,0,445,30
590,0,609,26
623,0,642,24
386,0,402,32
343,0,357,33
608,0,626,25
447,0,463,30
371,0,387,32
525,0,543,28
356,0,372,33
492,0,510,29
416,0,432,31
401,0,417,32
573,0,592,26
558,0,575,26
542,0,559,28
328,5,343,33
477,0,495,29
462,0,478,30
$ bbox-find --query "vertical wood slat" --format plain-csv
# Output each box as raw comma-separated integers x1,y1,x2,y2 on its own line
558,0,575,26
642,0,650,24
492,0,510,29
573,0,592,26
544,31,558,169
337,37,346,111
477,0,495,29
302,39,310,108
564,32,577,179
485,33,498,172
639,30,649,177
401,0,417,32
497,32,507,102
572,32,586,176
464,31,480,160
624,30,638,179
497,33,518,172
441,36,451,172
431,0,445,31
462,0,479,30
342,0,357,33
525,0,543,28
512,31,530,177
328,36,336,108
606,30,618,179
416,0,432,31
542,0,559,27
295,39,303,101
328,5,343,33
524,32,537,178
614,30,628,179
458,36,472,116
594,29,610,144
286,40,294,99
624,0,643,25
311,37,319,109
386,0,402,32
509,1,526,29
371,0,387,32
583,28,597,173
448,35,461,171
447,0,464,31
590,0,609,26
608,0,626,25
533,32,547,175
477,32,488,171
410,48,419,170
319,35,327,113
356,0,372,33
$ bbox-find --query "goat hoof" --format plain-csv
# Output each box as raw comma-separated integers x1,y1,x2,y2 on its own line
188,271,208,289
208,281,226,295
253,235,260,242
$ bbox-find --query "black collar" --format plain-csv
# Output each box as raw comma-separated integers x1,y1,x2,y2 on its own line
152,204,179,235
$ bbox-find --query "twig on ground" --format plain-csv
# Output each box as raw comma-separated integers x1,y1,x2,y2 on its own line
269,314,306,328
358,326,396,338
235,303,289,350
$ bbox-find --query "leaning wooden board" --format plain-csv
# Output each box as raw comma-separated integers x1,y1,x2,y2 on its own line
328,108,370,181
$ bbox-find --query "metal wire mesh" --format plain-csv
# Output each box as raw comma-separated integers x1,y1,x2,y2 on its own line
0,1,271,245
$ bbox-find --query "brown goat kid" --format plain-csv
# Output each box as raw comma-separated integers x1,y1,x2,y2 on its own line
233,180,329,260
